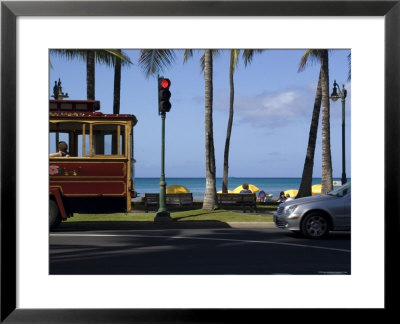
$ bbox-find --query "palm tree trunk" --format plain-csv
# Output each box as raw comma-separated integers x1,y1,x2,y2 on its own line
320,50,334,193
297,70,322,198
86,50,95,100
111,50,122,154
113,49,121,114
202,50,218,210
222,54,235,193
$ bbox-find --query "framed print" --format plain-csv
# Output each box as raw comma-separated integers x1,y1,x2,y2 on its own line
1,0,398,322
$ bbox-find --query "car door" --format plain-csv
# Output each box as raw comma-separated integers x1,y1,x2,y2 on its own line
332,193,351,229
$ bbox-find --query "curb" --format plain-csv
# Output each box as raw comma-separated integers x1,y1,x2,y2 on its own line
227,222,275,228
56,221,275,231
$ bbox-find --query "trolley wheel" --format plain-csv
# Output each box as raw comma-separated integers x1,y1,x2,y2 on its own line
49,199,62,230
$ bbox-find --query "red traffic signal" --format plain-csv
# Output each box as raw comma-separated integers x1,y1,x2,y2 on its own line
158,77,172,114
160,79,171,89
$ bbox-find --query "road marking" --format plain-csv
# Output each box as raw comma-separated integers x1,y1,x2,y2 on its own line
50,233,350,253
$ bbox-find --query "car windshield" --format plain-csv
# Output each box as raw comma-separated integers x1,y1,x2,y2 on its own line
327,182,351,197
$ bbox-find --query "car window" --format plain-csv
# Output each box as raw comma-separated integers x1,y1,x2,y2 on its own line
327,183,351,197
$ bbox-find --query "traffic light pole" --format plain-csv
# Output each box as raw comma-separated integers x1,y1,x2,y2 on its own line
341,95,347,185
155,111,172,222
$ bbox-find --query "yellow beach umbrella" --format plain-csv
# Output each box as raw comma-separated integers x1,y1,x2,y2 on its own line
232,184,260,193
217,190,234,193
312,184,322,196
284,189,298,198
166,185,190,194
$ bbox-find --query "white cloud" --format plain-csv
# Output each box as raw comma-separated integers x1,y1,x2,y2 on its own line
254,91,299,116
230,87,312,127
198,82,351,129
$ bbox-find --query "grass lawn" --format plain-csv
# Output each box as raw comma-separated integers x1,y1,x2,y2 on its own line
68,205,276,223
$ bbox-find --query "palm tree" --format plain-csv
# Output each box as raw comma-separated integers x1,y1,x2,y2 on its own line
202,49,218,210
297,50,322,197
50,49,132,107
111,49,122,114
139,49,218,210
297,70,322,197
183,50,218,209
320,49,334,193
86,50,95,99
222,49,262,193
296,49,333,197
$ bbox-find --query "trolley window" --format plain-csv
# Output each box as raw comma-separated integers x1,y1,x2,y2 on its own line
89,124,126,156
50,121,127,157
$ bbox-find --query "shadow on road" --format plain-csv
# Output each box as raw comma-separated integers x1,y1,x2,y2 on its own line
52,220,233,232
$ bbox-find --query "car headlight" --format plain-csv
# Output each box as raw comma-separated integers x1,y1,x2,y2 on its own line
283,205,297,216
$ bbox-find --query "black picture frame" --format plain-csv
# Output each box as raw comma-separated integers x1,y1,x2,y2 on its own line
1,0,398,322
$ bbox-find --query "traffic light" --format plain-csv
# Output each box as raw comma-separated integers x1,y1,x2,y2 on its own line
158,77,171,114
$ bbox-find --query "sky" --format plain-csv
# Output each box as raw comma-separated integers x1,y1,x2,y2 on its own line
49,49,351,179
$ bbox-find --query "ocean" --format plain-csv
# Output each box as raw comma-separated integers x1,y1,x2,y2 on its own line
133,177,347,201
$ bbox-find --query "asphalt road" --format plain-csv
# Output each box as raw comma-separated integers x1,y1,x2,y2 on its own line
49,222,351,275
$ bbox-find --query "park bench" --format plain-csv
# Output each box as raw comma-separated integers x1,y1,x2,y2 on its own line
217,193,257,213
143,193,193,212
142,193,159,212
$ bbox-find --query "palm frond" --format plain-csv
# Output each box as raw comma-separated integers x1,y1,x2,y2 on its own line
347,52,351,81
183,50,194,65
50,49,87,62
139,49,176,77
242,49,263,67
298,49,322,72
230,50,240,73
200,52,206,72
50,49,132,67
95,50,118,66
104,49,133,67
199,49,220,72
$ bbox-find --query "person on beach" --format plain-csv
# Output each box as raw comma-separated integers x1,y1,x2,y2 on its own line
257,190,266,202
240,183,252,193
278,191,286,203
285,193,294,202
49,141,70,157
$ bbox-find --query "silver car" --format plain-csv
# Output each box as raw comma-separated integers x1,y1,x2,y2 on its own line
274,182,351,238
